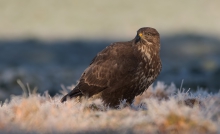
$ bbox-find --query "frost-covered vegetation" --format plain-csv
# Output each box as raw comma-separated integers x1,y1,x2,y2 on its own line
0,82,219,134
1,1,220,133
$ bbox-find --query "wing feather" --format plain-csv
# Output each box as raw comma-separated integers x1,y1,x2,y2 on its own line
78,42,138,96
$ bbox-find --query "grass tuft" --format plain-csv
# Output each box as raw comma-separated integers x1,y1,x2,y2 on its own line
0,82,219,133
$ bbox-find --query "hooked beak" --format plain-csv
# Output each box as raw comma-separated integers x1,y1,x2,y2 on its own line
135,33,142,43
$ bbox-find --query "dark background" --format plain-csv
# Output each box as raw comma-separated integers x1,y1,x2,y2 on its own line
0,1,220,100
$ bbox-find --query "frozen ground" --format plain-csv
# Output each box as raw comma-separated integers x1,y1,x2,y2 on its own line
0,1,220,133
0,82,219,134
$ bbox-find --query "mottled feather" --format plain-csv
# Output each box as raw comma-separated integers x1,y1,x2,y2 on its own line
61,27,162,108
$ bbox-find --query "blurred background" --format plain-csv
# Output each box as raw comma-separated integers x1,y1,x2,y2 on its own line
0,0,220,101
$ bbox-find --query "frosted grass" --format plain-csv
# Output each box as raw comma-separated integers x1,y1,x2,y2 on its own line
0,82,219,134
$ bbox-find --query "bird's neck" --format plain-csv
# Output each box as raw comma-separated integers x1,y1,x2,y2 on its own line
133,42,162,77
133,42,160,61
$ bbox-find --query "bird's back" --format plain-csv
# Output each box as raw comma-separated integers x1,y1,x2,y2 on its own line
61,27,162,108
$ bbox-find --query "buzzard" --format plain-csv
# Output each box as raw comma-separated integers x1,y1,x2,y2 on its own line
61,27,162,108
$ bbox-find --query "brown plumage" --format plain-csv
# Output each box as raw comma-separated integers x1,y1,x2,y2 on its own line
61,27,162,108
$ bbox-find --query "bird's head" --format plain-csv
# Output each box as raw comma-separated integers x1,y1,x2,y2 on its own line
134,27,160,46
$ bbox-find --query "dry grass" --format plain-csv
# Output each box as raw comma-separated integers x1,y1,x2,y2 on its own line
0,82,219,134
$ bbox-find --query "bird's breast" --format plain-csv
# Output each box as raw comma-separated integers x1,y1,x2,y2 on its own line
136,45,151,62
132,44,161,94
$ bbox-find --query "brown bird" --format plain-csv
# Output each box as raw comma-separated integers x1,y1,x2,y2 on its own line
61,27,162,108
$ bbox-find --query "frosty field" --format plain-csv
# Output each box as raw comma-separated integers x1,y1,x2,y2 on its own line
0,82,219,134
0,0,220,133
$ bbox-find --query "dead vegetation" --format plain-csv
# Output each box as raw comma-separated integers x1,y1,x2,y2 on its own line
0,82,219,134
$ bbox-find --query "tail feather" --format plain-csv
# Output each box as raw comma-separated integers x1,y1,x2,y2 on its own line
60,87,83,103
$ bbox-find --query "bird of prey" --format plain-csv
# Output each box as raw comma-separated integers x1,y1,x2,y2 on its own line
61,27,162,108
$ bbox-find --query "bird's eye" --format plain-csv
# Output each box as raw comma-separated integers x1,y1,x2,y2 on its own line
144,32,151,36
147,32,151,36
